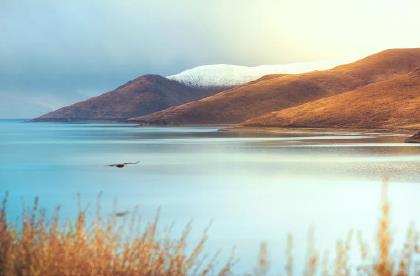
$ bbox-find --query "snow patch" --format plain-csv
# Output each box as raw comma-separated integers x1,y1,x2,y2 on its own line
167,60,349,87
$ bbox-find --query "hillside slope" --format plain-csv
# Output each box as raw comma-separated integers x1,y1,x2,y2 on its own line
33,75,223,122
132,48,420,125
243,69,420,129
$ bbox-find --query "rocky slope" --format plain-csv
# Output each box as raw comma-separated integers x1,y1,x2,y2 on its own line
131,48,420,125
33,75,224,122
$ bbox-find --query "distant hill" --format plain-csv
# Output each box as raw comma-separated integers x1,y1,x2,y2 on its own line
243,69,420,129
131,48,420,125
33,75,224,122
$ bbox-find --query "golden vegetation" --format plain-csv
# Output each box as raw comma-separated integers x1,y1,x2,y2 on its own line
1,182,419,276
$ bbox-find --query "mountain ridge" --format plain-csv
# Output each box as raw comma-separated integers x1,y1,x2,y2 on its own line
131,48,420,126
33,48,420,129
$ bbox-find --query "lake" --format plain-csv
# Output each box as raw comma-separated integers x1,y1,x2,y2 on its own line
1,119,419,273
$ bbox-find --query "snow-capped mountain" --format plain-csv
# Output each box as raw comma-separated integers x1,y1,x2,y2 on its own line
167,61,346,87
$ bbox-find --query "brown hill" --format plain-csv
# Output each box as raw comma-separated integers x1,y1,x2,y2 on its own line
131,48,420,125
33,75,224,122
243,69,420,129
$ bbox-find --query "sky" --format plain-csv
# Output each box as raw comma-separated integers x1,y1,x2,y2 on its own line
1,0,420,118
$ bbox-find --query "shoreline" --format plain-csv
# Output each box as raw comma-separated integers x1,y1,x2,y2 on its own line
220,125,417,137
22,119,420,140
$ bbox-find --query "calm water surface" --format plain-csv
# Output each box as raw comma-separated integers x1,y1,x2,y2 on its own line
1,120,419,273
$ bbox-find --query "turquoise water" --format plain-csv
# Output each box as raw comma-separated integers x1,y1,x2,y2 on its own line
1,119,420,273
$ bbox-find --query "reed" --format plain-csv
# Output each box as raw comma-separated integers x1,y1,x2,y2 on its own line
0,181,419,276
0,194,233,276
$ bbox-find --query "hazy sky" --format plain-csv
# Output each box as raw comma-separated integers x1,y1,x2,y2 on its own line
2,0,420,118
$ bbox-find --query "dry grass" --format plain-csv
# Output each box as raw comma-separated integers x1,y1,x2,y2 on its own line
1,181,419,276
0,194,233,276
252,180,420,275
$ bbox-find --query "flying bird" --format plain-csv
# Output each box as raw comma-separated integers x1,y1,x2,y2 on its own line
108,161,140,168
114,211,130,217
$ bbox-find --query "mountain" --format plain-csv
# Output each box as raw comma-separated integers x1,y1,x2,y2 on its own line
33,75,224,122
243,69,420,129
131,48,420,125
167,61,343,87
